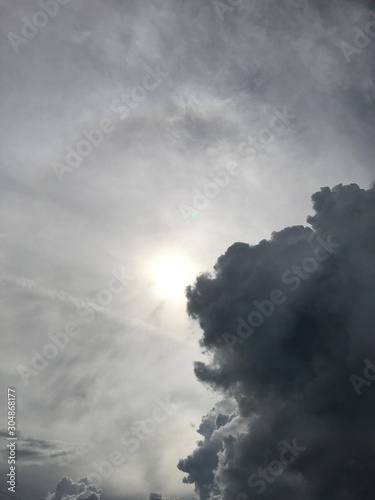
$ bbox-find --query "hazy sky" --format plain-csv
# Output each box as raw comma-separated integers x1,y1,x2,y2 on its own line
1,1,375,499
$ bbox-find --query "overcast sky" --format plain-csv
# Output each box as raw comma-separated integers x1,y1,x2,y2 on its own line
1,1,375,499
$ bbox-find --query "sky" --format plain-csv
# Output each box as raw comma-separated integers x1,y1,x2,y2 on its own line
0,1,375,499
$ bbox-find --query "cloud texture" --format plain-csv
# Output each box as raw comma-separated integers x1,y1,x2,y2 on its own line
178,183,375,500
47,477,101,500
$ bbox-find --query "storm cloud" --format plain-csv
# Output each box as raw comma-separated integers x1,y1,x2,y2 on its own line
179,183,375,499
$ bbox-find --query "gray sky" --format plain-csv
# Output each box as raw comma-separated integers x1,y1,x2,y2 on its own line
0,1,374,499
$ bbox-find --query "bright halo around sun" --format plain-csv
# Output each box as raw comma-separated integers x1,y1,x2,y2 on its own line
152,254,196,298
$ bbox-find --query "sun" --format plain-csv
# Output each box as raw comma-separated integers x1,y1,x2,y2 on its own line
152,254,196,298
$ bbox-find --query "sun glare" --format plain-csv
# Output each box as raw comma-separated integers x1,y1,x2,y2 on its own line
152,255,196,298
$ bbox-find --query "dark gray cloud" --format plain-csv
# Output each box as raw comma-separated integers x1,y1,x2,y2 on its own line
179,183,375,499
178,400,237,500
0,431,94,467
147,493,179,500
